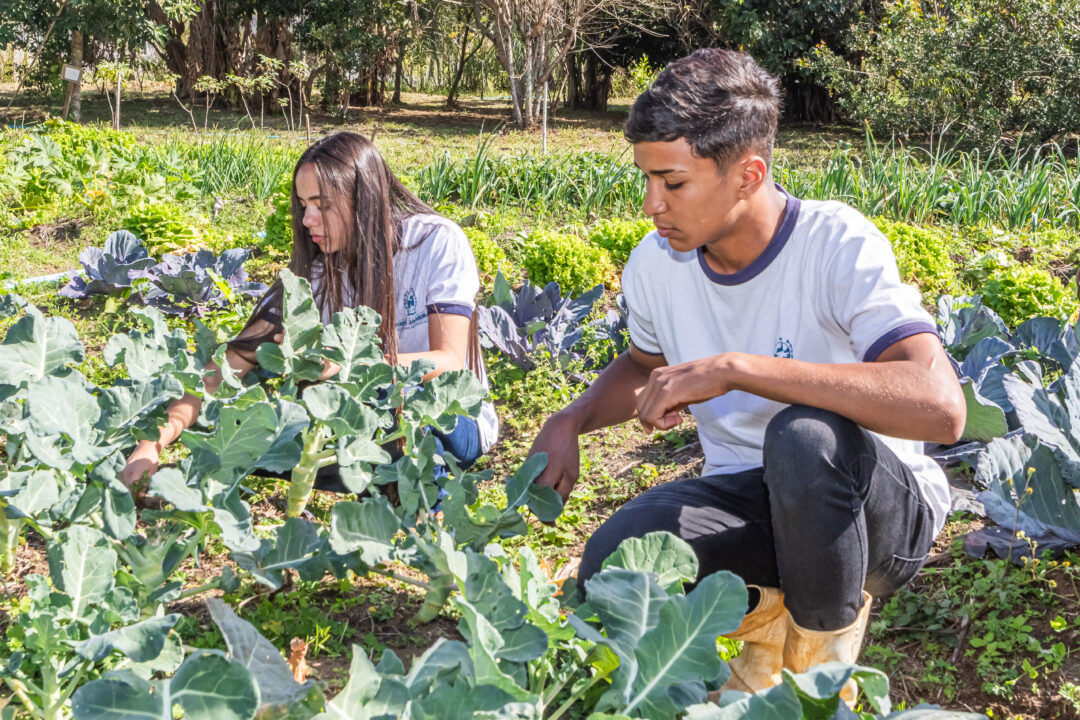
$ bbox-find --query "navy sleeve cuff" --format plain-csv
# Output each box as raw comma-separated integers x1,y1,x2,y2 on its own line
427,302,474,319
863,321,939,362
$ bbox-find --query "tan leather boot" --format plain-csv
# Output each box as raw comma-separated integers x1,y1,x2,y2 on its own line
783,591,873,708
708,586,788,701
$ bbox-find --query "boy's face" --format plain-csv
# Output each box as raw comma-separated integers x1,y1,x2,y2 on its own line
633,138,746,252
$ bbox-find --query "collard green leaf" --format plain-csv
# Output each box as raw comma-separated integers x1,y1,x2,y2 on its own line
255,399,309,473
452,596,534,702
0,308,84,386
314,644,410,720
47,526,118,621
25,373,115,468
207,598,321,708
329,498,399,563
503,453,563,523
585,568,669,662
322,305,383,383
256,271,324,380
601,532,698,595
973,434,1080,541
0,468,60,519
685,683,802,719
402,370,486,433
71,650,259,720
75,614,180,663
612,571,748,719
183,401,279,487
231,518,326,589
303,383,388,440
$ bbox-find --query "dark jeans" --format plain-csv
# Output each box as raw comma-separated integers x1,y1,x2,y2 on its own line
256,416,483,494
579,405,937,631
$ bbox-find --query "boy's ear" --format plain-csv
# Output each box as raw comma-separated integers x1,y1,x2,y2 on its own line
738,154,770,196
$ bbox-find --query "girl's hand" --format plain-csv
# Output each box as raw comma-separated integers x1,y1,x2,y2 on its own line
319,359,341,380
121,439,161,494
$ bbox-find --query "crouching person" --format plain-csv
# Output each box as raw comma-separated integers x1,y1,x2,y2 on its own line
526,49,965,706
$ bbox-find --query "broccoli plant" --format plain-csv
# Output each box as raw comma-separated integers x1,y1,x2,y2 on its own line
68,533,982,720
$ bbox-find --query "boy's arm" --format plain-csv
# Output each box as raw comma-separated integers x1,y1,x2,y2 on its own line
636,332,966,445
530,346,668,502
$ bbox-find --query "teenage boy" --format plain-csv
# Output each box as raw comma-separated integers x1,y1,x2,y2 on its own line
527,49,965,703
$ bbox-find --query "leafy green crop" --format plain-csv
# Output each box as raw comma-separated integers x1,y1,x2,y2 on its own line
262,171,294,254
873,217,958,300
64,533,980,720
122,202,200,255
523,230,617,297
981,265,1078,329
588,217,654,266
465,226,519,284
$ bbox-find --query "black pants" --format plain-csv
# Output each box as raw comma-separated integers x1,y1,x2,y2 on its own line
579,405,937,631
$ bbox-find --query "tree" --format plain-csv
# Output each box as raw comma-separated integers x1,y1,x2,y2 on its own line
471,0,670,128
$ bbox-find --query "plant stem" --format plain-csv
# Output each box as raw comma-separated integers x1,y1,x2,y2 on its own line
5,677,45,720
173,580,220,603
370,566,431,591
546,669,608,720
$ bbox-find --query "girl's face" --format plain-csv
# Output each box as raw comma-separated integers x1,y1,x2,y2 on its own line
295,163,348,254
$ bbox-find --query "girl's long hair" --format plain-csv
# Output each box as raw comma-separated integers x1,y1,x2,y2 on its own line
230,132,482,376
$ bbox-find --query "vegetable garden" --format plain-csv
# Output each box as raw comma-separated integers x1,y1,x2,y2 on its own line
2,107,1080,720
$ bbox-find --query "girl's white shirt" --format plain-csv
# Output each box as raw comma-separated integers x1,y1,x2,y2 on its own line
310,213,499,451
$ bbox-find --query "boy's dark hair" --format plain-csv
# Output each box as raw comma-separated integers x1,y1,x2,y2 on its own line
625,49,781,168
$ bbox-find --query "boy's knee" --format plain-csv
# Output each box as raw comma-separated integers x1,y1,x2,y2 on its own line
763,405,862,501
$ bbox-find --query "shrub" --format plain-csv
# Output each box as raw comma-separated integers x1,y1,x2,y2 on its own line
873,218,957,300
805,0,1080,143
523,230,617,296
464,227,518,284
262,171,294,254
588,217,654,265
981,265,1078,328
122,203,199,255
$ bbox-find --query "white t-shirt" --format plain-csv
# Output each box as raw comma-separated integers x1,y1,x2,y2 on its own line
311,213,499,451
622,188,950,534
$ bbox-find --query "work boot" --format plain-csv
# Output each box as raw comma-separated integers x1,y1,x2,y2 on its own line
708,585,787,701
783,591,873,708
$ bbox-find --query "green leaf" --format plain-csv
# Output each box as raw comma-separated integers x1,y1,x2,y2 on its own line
256,271,324,381
206,598,321,708
148,467,208,512
503,453,562,522
0,307,83,386
610,572,749,719
71,650,259,720
402,370,486,433
959,380,1009,442
602,532,698,595
683,683,802,719
453,596,534,702
47,526,118,621
586,568,669,660
75,614,180,663
303,384,388,440
255,399,309,473
329,498,399,563
0,468,61,519
103,307,189,382
322,305,383,383
26,373,113,467
183,401,279,486
315,644,409,720
231,518,325,589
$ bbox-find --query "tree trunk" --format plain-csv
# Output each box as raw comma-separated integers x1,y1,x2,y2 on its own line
69,30,82,121
446,22,471,107
393,44,405,103
322,66,342,110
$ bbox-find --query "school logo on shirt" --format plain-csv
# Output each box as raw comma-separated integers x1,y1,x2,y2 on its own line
404,289,417,318
774,337,793,359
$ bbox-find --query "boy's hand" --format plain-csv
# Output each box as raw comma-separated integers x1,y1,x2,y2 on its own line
636,355,733,432
528,411,582,505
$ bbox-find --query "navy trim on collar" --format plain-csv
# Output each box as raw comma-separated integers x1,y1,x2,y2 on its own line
696,185,801,286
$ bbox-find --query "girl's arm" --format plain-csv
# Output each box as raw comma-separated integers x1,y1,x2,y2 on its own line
120,329,266,491
397,312,471,380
